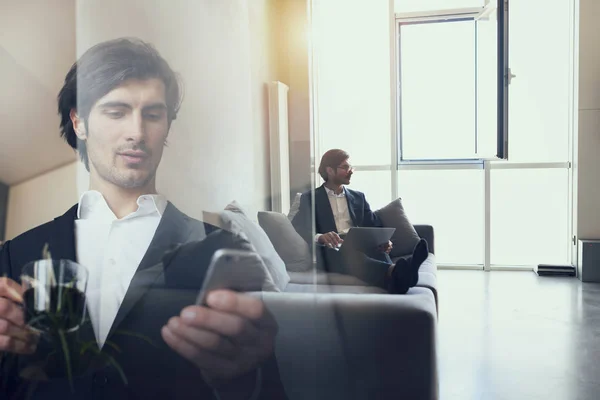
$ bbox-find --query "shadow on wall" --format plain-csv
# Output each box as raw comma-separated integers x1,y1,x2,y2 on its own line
289,139,312,201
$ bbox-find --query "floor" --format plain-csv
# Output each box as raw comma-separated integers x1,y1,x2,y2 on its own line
437,270,600,400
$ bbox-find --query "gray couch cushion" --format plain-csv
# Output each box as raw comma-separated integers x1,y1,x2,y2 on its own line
220,202,290,291
376,198,421,257
288,271,370,286
257,211,312,272
285,283,388,294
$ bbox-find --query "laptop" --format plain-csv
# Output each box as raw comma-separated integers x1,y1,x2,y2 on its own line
339,227,396,252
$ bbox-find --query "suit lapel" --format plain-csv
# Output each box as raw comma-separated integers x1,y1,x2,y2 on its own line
107,203,196,338
48,205,98,349
48,205,78,262
316,185,337,233
345,189,358,226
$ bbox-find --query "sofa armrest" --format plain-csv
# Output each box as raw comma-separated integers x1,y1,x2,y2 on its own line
414,225,434,254
262,289,438,400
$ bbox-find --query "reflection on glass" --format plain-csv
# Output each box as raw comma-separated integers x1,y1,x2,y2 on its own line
21,259,88,334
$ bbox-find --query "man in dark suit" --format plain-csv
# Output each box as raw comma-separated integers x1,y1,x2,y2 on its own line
292,149,428,294
0,38,287,399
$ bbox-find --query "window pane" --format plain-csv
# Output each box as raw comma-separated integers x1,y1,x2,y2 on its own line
475,9,499,157
395,0,485,13
398,169,484,265
400,21,476,160
506,0,571,162
347,170,392,211
490,169,570,266
314,0,391,165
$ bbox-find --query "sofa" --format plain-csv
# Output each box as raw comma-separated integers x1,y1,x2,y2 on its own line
209,203,438,400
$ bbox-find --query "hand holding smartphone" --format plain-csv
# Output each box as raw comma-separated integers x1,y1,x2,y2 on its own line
195,249,275,306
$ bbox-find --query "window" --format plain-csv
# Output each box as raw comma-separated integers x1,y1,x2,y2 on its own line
348,170,392,211
313,0,391,166
310,0,574,269
398,169,484,265
397,0,508,161
490,168,570,266
395,0,487,13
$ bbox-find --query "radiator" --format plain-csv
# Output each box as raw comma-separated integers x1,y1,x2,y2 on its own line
268,81,291,214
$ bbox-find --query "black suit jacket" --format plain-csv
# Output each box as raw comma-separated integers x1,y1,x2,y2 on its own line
291,184,382,245
0,203,287,399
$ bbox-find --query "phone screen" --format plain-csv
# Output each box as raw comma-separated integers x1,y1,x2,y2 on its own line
195,249,270,306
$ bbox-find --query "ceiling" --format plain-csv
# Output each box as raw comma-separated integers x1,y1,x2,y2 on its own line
0,1,77,186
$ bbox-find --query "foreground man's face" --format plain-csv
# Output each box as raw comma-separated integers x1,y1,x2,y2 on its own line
85,78,170,190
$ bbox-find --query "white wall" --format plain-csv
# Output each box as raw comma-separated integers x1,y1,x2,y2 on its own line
0,0,77,186
5,162,79,240
576,0,600,241
76,0,277,220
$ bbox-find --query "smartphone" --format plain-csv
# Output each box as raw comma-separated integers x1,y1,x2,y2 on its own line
195,248,273,306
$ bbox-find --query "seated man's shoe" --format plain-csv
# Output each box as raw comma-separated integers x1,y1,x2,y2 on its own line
387,258,412,295
410,239,429,287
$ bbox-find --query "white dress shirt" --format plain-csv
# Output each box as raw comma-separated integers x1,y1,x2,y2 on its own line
315,186,354,243
74,190,167,347
74,191,261,399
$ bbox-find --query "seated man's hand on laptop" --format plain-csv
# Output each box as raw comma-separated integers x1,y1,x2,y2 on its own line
161,290,277,393
378,240,393,254
318,232,344,248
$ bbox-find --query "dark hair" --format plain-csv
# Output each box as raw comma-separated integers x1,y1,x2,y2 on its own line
318,149,349,181
57,37,182,170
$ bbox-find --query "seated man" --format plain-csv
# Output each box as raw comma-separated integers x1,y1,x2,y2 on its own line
292,149,428,294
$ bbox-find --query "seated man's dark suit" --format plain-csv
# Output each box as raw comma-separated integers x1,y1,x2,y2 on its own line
291,185,392,289
0,203,288,399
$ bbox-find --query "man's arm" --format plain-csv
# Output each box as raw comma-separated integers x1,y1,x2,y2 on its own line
361,193,383,228
0,241,26,396
162,290,288,400
159,231,288,400
213,354,287,400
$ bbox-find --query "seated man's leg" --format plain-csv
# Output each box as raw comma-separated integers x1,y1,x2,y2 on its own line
326,245,390,289
339,240,430,294
389,239,430,289
321,239,429,294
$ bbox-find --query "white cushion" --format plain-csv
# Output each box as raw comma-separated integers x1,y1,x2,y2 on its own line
287,193,302,221
220,201,291,291
258,211,312,272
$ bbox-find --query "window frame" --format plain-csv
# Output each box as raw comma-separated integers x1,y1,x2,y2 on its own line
394,0,509,162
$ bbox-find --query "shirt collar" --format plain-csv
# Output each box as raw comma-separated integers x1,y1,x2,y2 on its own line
77,190,168,220
324,185,346,198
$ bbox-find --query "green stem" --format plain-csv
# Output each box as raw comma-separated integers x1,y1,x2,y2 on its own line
57,330,74,393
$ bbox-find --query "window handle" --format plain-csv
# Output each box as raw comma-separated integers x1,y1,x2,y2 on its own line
507,68,516,85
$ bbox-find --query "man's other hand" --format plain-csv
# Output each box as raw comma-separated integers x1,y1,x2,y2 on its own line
161,290,277,390
318,232,344,248
378,240,393,254
0,277,38,354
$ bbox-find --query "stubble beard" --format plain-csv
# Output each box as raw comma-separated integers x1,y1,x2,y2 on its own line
91,155,156,190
